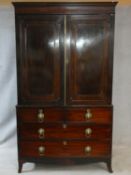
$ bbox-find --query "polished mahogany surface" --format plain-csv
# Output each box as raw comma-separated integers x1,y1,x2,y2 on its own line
16,15,64,105
67,15,112,105
15,3,115,106
13,2,117,15
20,141,110,158
20,124,111,140
17,107,112,124
13,2,117,173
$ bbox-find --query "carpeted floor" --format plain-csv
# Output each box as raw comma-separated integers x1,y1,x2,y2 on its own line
0,144,130,175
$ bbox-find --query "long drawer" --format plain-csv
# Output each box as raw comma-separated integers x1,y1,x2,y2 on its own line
20,124,111,140
20,141,110,158
17,107,112,124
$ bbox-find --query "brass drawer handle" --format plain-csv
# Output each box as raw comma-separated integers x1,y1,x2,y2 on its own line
63,141,68,146
85,146,92,154
38,146,45,156
85,109,92,120
85,128,92,136
37,109,44,122
38,128,45,139
63,124,67,129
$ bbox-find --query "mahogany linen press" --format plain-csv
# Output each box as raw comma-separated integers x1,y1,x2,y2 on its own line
13,2,117,173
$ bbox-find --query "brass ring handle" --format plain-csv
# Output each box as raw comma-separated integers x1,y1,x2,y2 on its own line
85,146,92,154
38,146,45,156
85,128,92,136
38,128,45,139
63,124,67,129
37,109,44,122
63,141,68,146
85,109,92,120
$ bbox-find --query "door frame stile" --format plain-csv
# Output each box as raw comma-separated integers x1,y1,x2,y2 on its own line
64,15,67,106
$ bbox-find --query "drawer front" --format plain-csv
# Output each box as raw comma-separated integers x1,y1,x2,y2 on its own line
20,141,110,158
17,107,112,124
66,108,112,124
20,124,111,140
17,107,64,123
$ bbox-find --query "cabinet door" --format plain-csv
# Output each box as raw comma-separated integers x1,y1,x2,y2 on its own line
16,15,64,105
66,15,113,105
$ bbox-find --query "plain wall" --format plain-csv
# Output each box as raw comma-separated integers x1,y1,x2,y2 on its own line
113,5,131,145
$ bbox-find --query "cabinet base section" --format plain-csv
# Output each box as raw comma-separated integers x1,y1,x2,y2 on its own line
18,157,113,173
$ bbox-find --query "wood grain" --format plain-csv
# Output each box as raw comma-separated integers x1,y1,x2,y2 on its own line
14,2,116,173
20,140,110,158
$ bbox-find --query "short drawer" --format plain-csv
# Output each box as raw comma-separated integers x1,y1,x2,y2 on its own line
66,107,112,124
20,123,111,141
20,141,110,158
17,107,64,123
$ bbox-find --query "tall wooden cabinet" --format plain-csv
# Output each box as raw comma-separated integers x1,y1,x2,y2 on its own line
13,2,117,173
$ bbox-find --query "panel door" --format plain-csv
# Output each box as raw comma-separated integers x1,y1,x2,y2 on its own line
66,15,114,105
16,15,64,105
